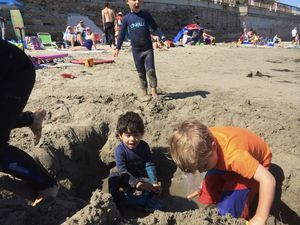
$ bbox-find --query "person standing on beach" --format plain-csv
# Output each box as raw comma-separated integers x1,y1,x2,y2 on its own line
291,27,298,45
102,2,116,47
0,40,59,206
114,0,169,101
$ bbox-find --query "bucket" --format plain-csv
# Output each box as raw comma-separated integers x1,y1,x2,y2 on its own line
85,58,94,67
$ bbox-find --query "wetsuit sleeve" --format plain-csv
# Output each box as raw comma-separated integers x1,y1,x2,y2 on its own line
143,143,157,184
115,145,139,187
116,16,128,50
146,12,166,42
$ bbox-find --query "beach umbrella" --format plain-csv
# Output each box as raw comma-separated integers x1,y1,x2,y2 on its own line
0,0,23,10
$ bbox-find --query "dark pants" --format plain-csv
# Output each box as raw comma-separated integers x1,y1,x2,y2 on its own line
0,40,56,191
104,22,115,47
108,172,153,207
132,48,157,89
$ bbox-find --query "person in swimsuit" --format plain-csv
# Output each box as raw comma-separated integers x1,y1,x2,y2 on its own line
102,2,116,47
70,27,96,51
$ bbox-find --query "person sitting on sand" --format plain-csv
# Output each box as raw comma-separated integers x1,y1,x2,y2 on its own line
247,28,254,40
273,34,281,44
74,19,86,46
0,40,59,206
70,27,97,51
249,30,259,46
272,34,283,47
63,26,80,48
182,30,193,45
169,120,275,225
108,111,164,212
237,31,248,45
202,29,216,45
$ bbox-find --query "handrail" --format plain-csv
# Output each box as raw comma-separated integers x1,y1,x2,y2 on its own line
201,0,300,15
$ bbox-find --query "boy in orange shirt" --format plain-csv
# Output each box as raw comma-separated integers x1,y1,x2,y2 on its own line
169,120,276,225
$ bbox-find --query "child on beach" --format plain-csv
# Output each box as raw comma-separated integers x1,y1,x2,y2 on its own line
114,0,169,101
108,111,164,212
0,40,59,206
202,29,216,45
169,120,275,225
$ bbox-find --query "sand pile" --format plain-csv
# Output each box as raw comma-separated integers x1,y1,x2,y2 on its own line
1,45,299,224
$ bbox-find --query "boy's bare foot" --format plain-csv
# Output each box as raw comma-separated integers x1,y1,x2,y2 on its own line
151,88,158,99
138,89,151,102
139,95,152,102
30,108,46,145
32,183,59,206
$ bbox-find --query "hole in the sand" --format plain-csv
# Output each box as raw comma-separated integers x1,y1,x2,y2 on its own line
37,122,111,200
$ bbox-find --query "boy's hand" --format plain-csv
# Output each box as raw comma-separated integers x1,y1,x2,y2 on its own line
114,49,120,57
187,188,201,200
136,181,156,192
153,183,162,194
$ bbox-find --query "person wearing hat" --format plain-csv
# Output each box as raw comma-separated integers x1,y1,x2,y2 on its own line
63,26,79,48
115,11,123,44
75,19,86,46
70,27,97,51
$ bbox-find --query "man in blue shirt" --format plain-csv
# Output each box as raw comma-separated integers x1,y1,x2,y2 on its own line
114,0,169,102
108,111,164,211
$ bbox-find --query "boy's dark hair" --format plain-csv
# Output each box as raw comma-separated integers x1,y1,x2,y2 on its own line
116,111,145,137
105,2,110,7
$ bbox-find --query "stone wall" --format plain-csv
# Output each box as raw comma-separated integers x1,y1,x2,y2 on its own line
1,0,299,41
239,6,300,40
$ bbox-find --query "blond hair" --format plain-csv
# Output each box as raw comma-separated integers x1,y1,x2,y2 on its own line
169,120,212,173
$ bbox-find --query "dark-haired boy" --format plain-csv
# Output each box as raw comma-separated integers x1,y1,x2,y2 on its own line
108,111,164,212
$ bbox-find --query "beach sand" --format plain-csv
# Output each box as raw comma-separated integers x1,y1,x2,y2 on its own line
1,44,299,225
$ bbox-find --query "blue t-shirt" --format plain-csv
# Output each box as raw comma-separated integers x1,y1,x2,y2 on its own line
116,10,165,51
115,140,157,187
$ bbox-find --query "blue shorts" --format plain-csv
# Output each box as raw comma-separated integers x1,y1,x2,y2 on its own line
198,169,259,219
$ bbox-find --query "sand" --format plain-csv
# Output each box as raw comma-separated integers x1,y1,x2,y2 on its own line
0,44,299,225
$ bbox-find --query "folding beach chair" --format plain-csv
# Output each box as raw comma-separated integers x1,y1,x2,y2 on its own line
37,32,58,48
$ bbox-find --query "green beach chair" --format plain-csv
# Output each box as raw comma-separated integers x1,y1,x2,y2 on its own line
37,32,58,48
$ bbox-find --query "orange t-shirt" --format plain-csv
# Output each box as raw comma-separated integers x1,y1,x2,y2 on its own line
210,127,272,179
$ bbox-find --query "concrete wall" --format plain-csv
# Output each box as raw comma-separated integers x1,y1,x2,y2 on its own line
240,6,300,40
1,0,299,41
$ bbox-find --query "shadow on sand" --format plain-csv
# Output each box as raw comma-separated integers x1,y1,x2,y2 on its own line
269,163,300,224
165,90,210,100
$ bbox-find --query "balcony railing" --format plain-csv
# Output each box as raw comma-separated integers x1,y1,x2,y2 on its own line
205,0,300,15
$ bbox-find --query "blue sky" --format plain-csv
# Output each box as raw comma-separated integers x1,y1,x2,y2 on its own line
279,0,299,7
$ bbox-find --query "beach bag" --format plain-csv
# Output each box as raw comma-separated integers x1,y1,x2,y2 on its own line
31,36,42,50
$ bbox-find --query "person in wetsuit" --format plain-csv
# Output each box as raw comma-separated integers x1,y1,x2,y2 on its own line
114,0,169,101
0,40,58,206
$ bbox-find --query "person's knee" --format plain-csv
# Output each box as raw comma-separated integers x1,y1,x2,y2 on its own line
147,69,157,88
